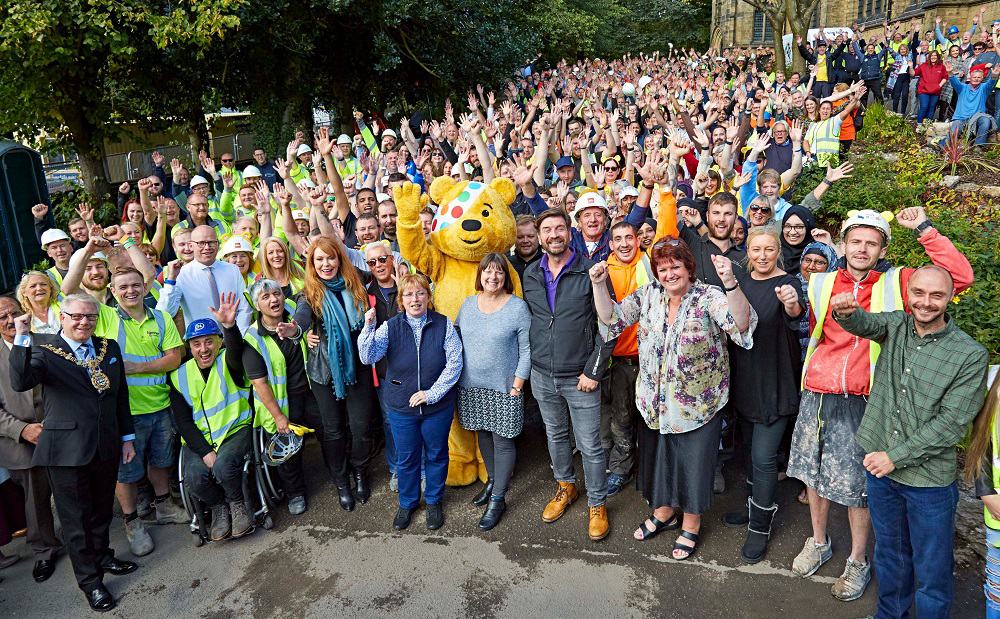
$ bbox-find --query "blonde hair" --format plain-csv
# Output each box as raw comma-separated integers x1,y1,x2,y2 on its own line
744,226,784,272
258,237,305,286
964,376,1000,483
16,271,58,312
396,273,434,312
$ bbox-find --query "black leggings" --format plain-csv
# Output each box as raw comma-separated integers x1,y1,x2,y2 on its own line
478,430,516,500
273,390,325,499
891,75,911,115
740,417,790,507
311,363,376,487
863,78,883,104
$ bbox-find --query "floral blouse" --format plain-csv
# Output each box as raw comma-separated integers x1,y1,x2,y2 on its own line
603,280,757,435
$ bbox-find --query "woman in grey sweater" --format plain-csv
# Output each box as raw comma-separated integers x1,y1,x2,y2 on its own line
456,253,531,531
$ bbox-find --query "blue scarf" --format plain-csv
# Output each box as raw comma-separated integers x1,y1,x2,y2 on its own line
321,276,362,398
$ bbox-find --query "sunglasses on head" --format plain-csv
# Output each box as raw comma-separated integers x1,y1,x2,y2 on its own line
653,238,682,249
365,255,391,267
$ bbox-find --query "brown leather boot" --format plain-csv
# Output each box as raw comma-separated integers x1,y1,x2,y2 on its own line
541,481,578,522
588,505,610,541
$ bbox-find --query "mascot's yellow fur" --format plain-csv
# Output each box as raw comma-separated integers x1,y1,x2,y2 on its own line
394,178,520,486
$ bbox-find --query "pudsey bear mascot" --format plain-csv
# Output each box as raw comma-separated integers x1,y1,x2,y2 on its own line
394,177,520,486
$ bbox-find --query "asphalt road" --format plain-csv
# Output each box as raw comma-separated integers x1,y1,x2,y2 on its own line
0,415,985,618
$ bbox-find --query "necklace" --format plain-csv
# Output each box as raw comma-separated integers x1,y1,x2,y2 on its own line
41,339,112,393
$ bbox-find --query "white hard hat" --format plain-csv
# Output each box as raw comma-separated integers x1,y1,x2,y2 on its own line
574,191,609,217
336,134,352,145
619,185,640,199
622,82,636,97
220,235,254,258
69,248,108,271
637,76,652,93
382,129,398,140
291,209,309,222
190,175,210,187
243,165,262,178
842,209,892,243
40,228,70,248
296,143,313,157
375,192,392,204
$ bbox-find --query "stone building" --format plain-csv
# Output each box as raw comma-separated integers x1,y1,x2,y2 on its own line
710,0,998,50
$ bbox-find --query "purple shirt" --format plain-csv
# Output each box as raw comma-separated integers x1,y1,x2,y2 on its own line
539,249,577,313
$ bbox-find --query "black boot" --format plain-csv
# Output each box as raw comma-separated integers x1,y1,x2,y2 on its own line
472,479,494,506
353,470,371,504
478,498,506,531
338,486,356,512
741,498,778,564
723,480,752,527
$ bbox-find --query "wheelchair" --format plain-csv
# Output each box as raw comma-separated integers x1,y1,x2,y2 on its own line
177,425,285,546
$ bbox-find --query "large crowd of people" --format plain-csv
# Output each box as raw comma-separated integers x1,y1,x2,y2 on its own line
0,12,998,617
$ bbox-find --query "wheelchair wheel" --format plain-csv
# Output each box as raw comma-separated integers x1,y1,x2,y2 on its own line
255,427,285,506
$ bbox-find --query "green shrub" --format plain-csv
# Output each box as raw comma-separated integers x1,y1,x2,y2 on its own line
50,183,118,230
857,102,916,149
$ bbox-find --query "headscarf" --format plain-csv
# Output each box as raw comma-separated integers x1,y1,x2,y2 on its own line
800,242,837,274
734,216,749,251
321,276,364,399
780,205,816,274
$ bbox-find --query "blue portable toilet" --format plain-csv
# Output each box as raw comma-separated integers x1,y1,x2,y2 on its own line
0,141,50,293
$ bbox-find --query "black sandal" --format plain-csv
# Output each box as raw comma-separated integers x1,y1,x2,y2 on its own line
634,512,680,541
672,530,700,560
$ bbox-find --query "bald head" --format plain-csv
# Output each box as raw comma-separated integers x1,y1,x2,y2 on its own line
191,225,219,265
907,265,954,334
909,265,954,295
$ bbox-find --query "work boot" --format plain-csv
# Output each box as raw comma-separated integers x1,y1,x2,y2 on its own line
229,500,254,538
741,498,778,564
791,536,832,577
124,517,154,556
541,482,578,523
209,503,231,541
588,505,610,541
153,498,188,524
831,558,871,601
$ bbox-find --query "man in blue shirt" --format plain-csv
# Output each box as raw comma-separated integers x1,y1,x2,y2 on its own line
949,64,999,145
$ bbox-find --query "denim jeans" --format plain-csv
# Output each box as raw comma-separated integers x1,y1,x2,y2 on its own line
916,93,939,124
183,425,251,506
866,473,958,619
376,387,426,478
951,117,993,146
386,407,451,510
531,368,607,506
986,528,1000,618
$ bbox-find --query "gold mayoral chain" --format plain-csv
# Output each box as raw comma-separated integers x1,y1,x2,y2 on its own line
41,339,112,393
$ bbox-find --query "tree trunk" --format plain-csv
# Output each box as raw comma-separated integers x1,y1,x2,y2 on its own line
787,0,821,75
59,104,110,200
768,13,788,76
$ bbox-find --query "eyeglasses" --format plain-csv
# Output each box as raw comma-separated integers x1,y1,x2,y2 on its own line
62,312,98,323
193,240,219,248
783,224,806,232
402,290,428,299
749,205,772,213
0,311,21,321
365,255,391,267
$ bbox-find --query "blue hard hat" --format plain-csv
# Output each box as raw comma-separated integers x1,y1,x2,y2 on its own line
183,318,223,341
947,26,959,35
555,156,575,169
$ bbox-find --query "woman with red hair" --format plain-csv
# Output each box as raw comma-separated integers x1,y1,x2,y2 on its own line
590,237,756,560
292,237,375,512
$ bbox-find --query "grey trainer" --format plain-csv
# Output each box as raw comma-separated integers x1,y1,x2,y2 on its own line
791,536,833,577
831,558,871,601
229,500,254,538
154,499,188,524
124,517,154,556
210,503,231,541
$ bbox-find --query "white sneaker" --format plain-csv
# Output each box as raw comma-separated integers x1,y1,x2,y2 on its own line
831,558,871,601
791,536,832,577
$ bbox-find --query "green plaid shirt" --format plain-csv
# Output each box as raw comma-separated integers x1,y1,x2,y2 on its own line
836,309,988,487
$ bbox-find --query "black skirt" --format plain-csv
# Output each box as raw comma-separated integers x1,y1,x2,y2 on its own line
636,413,722,515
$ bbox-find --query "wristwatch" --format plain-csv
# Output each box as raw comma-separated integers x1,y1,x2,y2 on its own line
915,219,933,234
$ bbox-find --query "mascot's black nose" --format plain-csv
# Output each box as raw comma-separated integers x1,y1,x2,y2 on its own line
462,219,482,232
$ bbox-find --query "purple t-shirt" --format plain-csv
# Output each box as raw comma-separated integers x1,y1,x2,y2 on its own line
539,249,576,313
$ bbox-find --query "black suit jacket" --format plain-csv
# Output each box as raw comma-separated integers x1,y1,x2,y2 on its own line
9,334,133,467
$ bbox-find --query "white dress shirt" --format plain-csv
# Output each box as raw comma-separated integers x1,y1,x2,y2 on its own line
156,260,251,332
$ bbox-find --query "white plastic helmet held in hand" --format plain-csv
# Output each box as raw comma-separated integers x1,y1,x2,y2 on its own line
622,82,636,97
264,432,303,465
637,76,652,94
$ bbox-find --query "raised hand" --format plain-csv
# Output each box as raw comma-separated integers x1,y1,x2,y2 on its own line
31,203,49,220
275,319,299,340
102,225,123,242
151,150,165,167
775,284,799,311
731,170,753,189
826,161,854,183
119,181,131,195
588,261,609,284
166,259,184,280
315,126,333,156
76,202,94,222
209,291,239,328
170,158,183,176
710,254,736,288
274,158,288,180
830,292,859,317
13,313,30,336
789,119,803,144
811,228,834,246
895,206,928,230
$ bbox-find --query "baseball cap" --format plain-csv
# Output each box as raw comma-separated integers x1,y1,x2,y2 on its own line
40,228,70,249
336,134,352,145
291,209,309,221
183,318,223,341
619,185,640,199
555,156,575,169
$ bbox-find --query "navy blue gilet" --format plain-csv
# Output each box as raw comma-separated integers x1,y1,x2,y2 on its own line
381,311,457,415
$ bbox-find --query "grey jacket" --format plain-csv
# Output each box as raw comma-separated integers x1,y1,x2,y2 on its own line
0,343,45,470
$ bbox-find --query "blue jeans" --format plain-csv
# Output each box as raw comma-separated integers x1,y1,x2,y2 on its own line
376,387,425,478
986,528,1000,618
916,93,939,124
951,117,993,146
531,368,607,506
866,473,958,619
386,407,451,509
